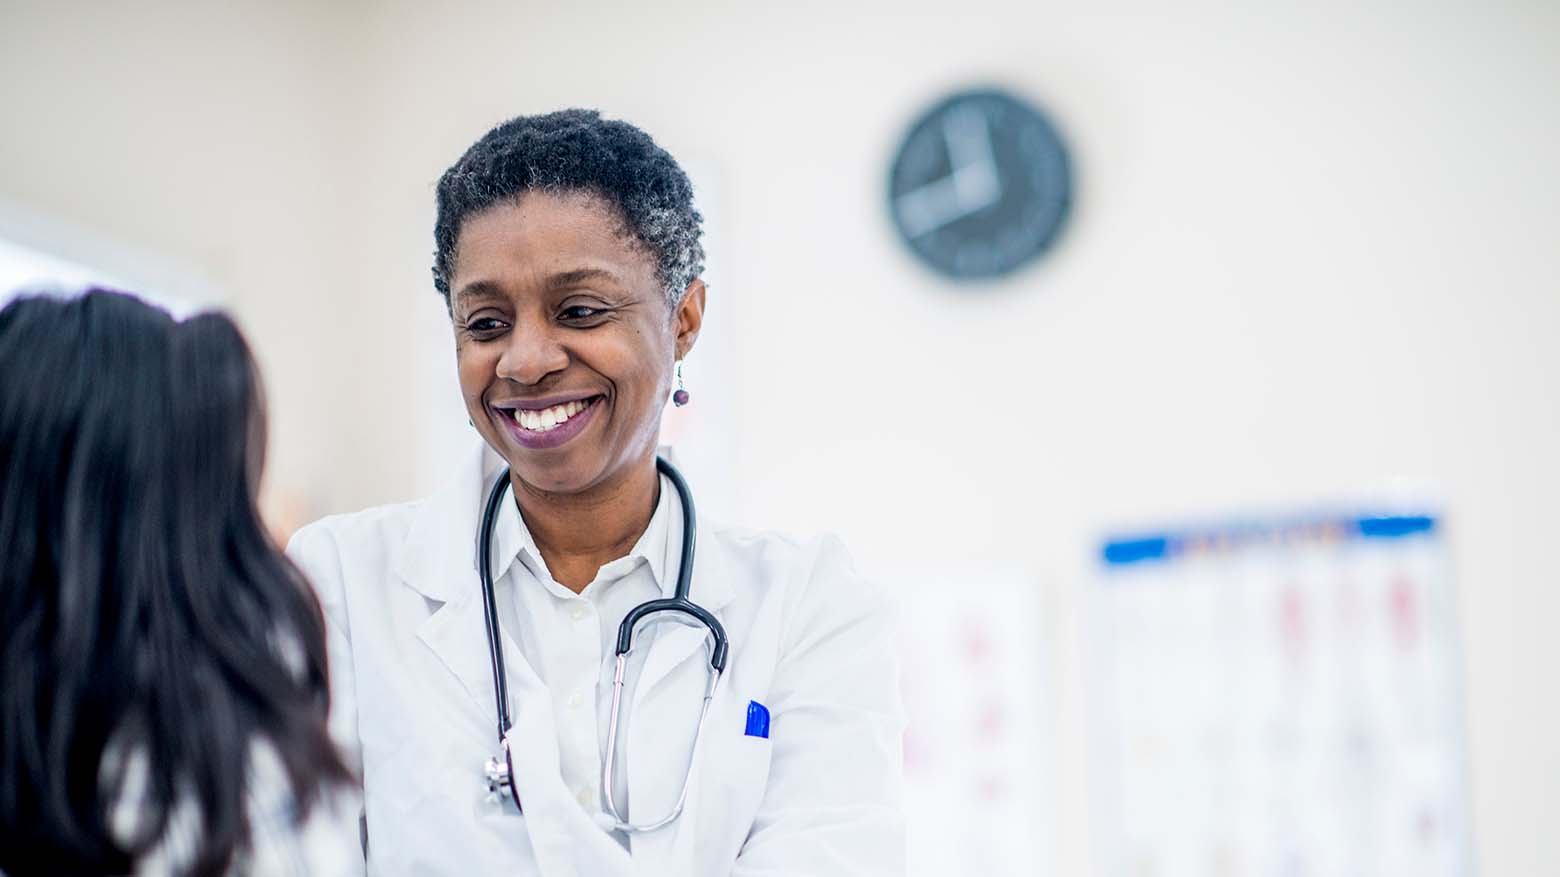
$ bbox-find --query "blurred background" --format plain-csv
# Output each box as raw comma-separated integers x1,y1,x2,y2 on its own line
2,1,1555,873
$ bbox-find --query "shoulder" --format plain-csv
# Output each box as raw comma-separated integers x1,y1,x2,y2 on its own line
286,500,420,562
285,501,419,578
243,744,364,875
284,500,423,618
708,524,889,644
114,741,363,876
710,525,861,590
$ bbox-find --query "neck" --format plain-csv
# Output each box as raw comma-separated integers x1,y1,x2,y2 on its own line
511,453,659,593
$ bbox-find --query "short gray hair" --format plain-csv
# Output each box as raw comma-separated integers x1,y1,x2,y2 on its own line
432,108,705,308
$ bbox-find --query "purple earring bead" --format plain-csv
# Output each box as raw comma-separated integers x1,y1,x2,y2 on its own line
673,388,691,407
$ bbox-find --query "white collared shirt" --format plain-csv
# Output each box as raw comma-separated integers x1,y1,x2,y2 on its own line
489,473,684,829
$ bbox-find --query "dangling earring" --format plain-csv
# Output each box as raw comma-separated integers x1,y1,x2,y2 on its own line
672,360,690,407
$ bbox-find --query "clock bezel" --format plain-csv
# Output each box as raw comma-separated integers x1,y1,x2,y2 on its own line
887,87,1074,282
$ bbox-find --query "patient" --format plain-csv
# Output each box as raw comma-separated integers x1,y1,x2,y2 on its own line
0,290,356,875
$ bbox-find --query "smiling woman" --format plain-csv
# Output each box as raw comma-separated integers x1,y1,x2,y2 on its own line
446,190,704,506
286,109,905,875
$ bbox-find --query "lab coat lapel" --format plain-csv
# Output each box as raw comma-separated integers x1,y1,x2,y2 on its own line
396,445,634,874
395,443,525,707
415,594,509,709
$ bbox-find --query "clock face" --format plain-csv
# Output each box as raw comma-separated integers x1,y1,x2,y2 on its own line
888,88,1073,280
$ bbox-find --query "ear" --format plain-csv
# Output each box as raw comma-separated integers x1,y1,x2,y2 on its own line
673,279,706,361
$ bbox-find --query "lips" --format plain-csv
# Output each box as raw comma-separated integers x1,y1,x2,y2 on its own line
507,398,591,433
491,394,604,450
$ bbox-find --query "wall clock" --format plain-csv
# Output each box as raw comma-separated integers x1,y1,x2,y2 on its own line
888,87,1073,280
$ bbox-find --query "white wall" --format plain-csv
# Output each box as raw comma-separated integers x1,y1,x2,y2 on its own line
0,0,363,515
2,1,1555,873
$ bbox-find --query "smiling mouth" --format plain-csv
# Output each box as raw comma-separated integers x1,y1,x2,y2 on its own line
503,396,602,433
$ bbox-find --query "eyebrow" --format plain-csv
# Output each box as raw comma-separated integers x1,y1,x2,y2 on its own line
453,268,625,306
545,267,623,290
452,280,506,307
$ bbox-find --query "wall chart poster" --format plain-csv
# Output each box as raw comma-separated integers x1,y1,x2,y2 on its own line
1090,512,1472,877
895,570,1052,876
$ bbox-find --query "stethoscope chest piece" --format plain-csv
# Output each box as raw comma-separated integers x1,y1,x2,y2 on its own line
484,737,522,811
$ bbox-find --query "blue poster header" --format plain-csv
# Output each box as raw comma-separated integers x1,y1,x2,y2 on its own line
1102,514,1437,567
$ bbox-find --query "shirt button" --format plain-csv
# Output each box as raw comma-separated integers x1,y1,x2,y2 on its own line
576,786,593,806
567,691,585,709
569,604,589,622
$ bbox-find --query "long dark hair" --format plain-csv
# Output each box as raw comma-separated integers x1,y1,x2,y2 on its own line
0,290,350,875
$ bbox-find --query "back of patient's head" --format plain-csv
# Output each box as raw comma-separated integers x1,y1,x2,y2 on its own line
0,290,347,876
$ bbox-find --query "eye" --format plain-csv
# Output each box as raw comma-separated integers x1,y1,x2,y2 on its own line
464,316,509,336
560,304,604,322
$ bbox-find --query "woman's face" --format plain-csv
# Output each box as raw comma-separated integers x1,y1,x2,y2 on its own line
447,191,704,495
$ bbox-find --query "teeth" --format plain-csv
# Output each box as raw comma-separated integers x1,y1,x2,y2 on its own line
511,398,592,432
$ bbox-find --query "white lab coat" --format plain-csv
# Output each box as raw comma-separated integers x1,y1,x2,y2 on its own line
286,445,905,876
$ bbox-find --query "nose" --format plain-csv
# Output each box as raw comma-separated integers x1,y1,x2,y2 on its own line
495,319,569,386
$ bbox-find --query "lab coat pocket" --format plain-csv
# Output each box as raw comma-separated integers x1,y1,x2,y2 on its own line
711,696,773,814
666,694,772,870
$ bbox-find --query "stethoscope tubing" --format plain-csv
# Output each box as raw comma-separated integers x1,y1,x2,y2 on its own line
477,455,729,825
478,460,517,743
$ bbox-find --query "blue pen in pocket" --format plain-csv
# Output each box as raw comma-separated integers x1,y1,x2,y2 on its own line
744,700,770,739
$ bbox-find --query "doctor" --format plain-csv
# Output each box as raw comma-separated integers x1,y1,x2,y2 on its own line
287,109,905,875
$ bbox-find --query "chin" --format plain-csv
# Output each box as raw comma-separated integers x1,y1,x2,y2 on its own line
505,448,605,495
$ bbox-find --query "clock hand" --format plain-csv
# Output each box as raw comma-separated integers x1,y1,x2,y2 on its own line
895,105,1005,238
943,105,984,172
943,105,1001,212
895,173,967,239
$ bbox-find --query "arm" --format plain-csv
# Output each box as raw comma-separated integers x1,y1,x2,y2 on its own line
285,524,369,874
734,536,907,876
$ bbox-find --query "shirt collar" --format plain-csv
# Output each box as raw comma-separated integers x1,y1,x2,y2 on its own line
490,471,679,596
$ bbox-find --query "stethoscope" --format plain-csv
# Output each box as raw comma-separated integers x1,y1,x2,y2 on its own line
478,456,729,833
